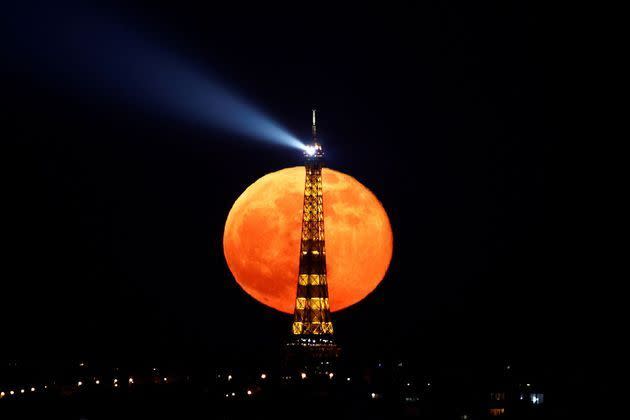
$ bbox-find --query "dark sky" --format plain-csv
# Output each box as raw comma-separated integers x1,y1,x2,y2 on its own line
2,1,595,374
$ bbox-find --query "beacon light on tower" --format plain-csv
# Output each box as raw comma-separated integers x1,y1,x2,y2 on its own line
304,144,319,157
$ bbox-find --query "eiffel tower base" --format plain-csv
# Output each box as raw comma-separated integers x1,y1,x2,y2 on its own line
283,335,341,376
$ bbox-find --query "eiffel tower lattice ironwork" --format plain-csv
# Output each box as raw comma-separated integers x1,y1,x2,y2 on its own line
290,109,335,337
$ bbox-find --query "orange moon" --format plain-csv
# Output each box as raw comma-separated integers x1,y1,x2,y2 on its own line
223,166,393,314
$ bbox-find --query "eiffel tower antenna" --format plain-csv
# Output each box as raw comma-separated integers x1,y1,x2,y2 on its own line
312,108,317,142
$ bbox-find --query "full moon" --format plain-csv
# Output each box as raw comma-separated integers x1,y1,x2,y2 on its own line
223,167,393,314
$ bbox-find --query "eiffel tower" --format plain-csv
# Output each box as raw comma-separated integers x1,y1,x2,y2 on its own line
285,110,340,372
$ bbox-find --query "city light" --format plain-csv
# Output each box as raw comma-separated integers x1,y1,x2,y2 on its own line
0,392,5,397
95,380,100,385
10,391,14,395
30,387,35,392
531,393,544,405
128,377,134,384
247,390,252,395
260,373,267,379
329,372,334,379
77,381,82,387
300,372,307,379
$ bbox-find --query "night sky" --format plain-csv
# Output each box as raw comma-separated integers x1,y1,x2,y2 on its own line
2,1,597,379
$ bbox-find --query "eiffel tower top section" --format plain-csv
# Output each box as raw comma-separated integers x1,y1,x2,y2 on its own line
303,109,323,161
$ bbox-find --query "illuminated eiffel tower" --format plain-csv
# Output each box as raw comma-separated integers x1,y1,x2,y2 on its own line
285,110,340,371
